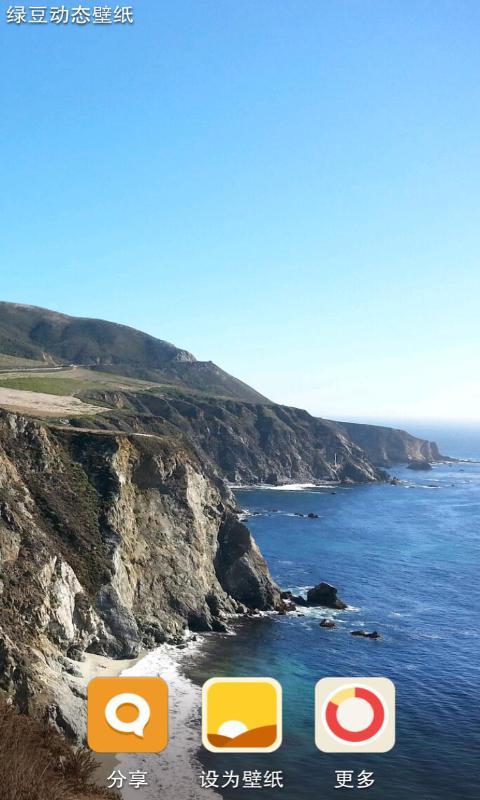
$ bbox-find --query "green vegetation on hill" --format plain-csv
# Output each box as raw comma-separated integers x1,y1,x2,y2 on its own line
0,376,84,396
0,302,270,403
0,368,225,402
0,354,47,369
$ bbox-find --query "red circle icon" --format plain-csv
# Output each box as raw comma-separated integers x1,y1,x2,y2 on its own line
323,684,387,744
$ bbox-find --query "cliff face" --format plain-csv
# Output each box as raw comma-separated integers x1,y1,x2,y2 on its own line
336,421,442,466
75,392,393,485
74,392,444,485
0,411,280,737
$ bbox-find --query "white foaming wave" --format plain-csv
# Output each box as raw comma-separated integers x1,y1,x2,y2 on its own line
240,510,323,519
117,638,221,800
230,482,339,491
406,483,442,489
300,603,361,616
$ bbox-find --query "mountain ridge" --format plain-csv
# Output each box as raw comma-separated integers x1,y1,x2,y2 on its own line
0,302,270,404
0,301,444,480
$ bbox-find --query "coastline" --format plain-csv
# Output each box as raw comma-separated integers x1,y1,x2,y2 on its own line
80,653,145,791
87,641,222,800
230,481,340,491
78,456,479,800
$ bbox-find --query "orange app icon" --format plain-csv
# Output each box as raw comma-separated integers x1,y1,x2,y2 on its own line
88,677,168,753
202,678,282,753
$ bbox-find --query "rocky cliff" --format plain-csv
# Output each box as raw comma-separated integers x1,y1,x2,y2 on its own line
73,392,385,484
336,421,443,466
0,411,280,737
73,392,442,485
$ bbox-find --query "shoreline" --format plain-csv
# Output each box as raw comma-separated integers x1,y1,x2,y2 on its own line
230,481,340,490
80,653,146,791
87,641,222,800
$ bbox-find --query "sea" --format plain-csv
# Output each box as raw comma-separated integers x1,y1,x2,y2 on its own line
187,423,480,800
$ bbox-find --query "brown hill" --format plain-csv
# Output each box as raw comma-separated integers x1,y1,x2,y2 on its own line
208,725,278,748
0,302,270,403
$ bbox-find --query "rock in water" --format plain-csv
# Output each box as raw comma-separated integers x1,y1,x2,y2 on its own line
281,590,307,607
351,630,380,639
292,594,308,607
306,582,347,609
319,618,335,628
407,459,432,471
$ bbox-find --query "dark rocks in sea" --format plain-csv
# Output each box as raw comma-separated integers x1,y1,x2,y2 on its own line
320,618,335,628
211,619,230,633
407,459,433,471
293,512,319,518
281,590,308,607
293,594,308,607
307,582,347,609
351,630,380,639
276,595,298,614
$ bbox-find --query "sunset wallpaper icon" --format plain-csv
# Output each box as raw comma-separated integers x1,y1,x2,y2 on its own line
202,678,282,753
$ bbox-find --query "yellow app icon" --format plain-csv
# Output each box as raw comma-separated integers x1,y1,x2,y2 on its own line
88,677,168,753
202,677,282,753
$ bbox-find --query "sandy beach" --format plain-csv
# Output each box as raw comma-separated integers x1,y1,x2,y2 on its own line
84,643,221,800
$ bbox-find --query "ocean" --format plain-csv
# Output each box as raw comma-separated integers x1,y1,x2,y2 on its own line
187,424,480,800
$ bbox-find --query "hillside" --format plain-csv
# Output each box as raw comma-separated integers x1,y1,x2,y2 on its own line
0,302,269,404
0,302,444,483
74,392,384,484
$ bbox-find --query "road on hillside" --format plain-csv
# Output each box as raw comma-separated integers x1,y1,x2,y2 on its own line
0,364,77,374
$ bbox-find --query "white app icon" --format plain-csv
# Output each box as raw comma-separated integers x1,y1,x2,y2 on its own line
315,677,395,753
104,692,151,738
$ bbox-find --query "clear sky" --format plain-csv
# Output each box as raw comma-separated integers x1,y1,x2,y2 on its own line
1,1,479,423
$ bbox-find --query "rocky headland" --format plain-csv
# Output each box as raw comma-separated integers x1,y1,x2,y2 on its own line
0,303,447,752
337,420,442,466
0,410,281,739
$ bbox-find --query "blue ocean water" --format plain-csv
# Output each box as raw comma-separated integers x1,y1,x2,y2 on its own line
190,426,480,799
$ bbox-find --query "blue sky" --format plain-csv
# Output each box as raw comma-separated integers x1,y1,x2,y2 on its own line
1,1,479,422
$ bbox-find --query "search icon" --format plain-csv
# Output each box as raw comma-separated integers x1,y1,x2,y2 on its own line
105,692,151,738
